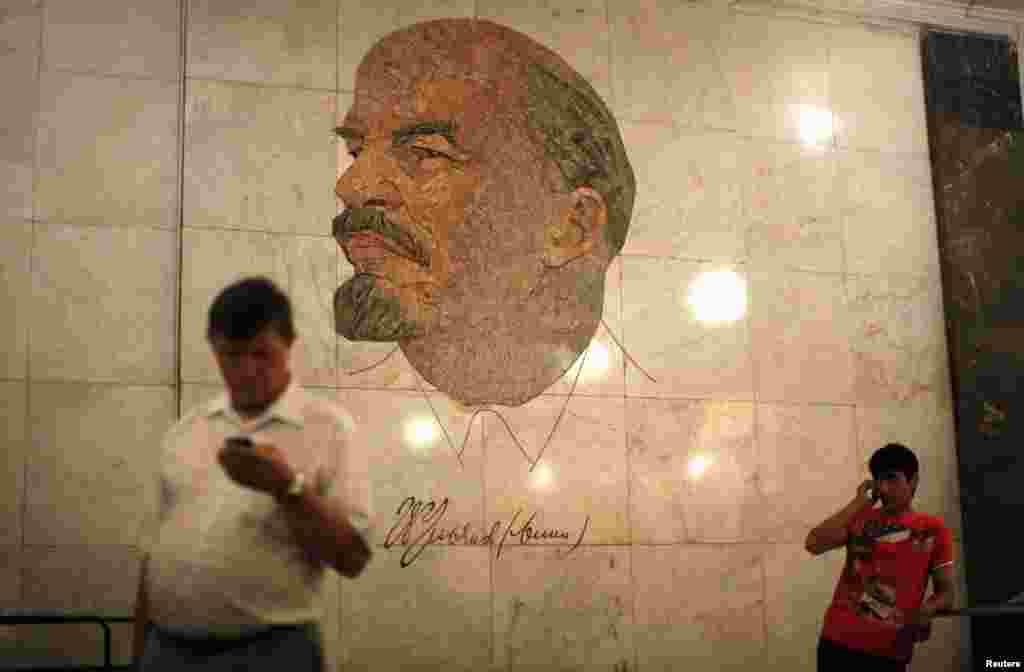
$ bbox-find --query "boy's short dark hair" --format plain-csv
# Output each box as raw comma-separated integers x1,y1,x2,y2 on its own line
868,442,919,482
206,276,296,344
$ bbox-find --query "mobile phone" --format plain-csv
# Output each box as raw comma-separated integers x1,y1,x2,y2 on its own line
225,436,253,450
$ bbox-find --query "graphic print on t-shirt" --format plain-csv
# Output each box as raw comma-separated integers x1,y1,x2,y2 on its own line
845,519,939,625
821,509,952,661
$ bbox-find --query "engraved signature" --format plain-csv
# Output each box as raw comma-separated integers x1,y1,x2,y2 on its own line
382,496,590,568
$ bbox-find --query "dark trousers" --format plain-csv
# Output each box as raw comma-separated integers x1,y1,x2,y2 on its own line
139,622,324,671
818,637,909,671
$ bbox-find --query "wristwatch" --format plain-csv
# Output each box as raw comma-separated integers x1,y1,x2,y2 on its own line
285,470,307,498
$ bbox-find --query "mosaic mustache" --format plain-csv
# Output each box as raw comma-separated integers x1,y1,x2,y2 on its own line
332,208,432,269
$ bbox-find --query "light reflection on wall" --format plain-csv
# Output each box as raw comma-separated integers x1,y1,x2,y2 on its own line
564,339,610,385
797,104,835,147
687,269,747,324
404,416,439,454
687,453,713,481
529,461,555,491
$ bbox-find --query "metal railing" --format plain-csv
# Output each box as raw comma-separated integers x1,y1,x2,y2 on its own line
0,609,134,671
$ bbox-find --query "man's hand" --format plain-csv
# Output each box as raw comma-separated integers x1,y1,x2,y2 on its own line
217,440,294,498
900,607,934,642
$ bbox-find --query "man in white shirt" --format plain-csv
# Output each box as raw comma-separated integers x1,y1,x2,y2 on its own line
133,276,372,671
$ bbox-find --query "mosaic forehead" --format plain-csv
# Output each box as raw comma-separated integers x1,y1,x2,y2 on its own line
332,18,635,407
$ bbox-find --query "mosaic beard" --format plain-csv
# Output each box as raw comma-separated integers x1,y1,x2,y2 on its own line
334,273,420,341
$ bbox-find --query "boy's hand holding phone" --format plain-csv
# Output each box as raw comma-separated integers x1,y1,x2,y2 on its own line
856,479,879,506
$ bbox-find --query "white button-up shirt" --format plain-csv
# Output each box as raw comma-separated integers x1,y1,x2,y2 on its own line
141,379,371,637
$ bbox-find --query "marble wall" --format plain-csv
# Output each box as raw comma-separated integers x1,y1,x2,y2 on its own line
0,0,977,669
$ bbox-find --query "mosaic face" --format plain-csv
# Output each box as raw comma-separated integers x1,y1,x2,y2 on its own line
333,19,634,406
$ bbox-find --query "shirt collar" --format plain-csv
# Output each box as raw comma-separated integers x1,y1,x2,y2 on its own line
204,377,306,429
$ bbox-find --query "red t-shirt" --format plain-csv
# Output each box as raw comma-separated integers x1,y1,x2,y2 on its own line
820,507,954,661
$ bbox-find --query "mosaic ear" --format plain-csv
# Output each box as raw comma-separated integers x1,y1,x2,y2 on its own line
542,187,607,268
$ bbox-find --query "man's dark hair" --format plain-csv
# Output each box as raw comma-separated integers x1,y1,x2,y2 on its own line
869,442,920,483
206,276,295,344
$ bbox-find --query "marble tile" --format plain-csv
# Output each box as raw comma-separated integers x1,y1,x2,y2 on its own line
179,383,221,418
623,257,754,400
763,543,846,670
333,390,485,556
0,222,31,379
608,0,725,126
619,124,747,262
0,0,37,232
289,235,340,388
187,0,336,89
477,0,612,103
493,546,633,671
0,0,42,54
745,403,860,543
20,544,141,613
485,396,625,547
544,257,623,398
608,122,681,258
744,141,842,273
339,546,490,672
847,273,948,406
0,382,26,548
855,393,960,539
829,24,929,155
337,1,400,94
43,0,180,79
633,545,765,670
391,0,475,26
0,40,38,221
836,149,939,276
17,545,138,664
184,81,337,236
749,270,855,404
35,71,179,230
337,0,475,92
629,398,757,543
704,13,832,144
179,228,290,385
30,224,177,384
391,0,475,27
24,383,176,547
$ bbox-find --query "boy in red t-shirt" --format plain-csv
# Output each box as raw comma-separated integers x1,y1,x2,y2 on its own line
805,442,956,670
